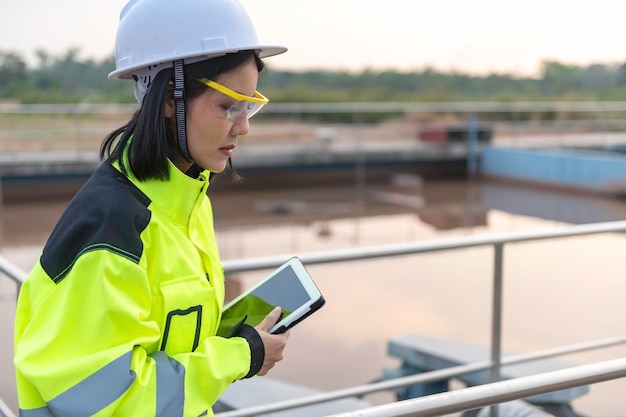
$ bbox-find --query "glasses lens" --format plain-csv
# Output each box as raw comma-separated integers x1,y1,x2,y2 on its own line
199,78,268,119
245,101,264,119
223,100,265,120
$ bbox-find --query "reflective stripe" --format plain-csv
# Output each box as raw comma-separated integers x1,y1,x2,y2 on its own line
24,352,186,417
154,351,185,417
19,407,54,417
47,351,136,417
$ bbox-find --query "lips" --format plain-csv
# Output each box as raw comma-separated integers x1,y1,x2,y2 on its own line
219,144,235,157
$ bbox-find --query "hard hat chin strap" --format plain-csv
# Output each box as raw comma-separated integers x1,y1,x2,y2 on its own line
173,59,193,162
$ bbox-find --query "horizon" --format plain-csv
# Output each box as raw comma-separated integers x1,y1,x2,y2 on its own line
8,46,626,80
2,0,626,78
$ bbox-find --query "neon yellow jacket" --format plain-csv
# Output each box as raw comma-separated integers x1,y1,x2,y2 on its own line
14,161,264,417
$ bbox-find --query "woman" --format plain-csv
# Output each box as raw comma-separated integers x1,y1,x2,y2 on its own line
13,0,289,416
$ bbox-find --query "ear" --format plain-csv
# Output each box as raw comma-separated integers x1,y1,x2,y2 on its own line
164,82,175,118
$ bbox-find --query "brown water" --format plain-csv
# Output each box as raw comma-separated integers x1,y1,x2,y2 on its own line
1,178,625,416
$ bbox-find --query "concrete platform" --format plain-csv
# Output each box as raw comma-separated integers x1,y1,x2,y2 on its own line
215,377,370,417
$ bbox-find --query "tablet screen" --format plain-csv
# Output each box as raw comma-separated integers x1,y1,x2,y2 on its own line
218,258,323,337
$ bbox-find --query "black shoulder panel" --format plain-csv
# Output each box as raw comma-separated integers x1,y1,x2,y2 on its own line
40,163,152,284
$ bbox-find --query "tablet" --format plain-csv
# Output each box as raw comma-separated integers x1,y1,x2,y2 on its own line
217,257,325,336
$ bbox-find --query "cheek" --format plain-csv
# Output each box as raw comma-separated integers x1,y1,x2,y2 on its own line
186,113,230,149
185,97,233,147
187,105,212,137
188,98,223,131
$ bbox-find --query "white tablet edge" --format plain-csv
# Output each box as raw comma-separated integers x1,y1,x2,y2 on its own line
223,257,324,334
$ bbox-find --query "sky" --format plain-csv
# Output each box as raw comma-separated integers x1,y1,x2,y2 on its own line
2,0,626,77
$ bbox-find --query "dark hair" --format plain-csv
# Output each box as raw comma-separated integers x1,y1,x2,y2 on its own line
100,51,265,181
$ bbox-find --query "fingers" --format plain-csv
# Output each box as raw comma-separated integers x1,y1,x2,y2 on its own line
253,307,289,377
257,306,282,332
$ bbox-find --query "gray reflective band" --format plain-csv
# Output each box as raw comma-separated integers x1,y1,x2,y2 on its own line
154,351,186,417
19,407,54,417
47,351,136,417
21,351,186,417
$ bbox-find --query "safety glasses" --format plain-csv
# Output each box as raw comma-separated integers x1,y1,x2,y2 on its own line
198,78,268,120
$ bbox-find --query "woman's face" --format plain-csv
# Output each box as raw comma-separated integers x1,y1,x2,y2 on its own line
172,58,259,173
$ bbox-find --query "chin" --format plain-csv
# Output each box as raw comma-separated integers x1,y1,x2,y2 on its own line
194,156,228,173
205,163,227,173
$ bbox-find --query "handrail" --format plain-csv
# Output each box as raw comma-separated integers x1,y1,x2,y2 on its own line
216,219,626,416
0,254,26,285
221,219,626,273
0,397,16,417
327,358,626,417
3,220,626,284
214,335,626,417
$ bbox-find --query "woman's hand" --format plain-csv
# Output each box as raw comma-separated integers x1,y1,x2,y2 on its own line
254,307,290,376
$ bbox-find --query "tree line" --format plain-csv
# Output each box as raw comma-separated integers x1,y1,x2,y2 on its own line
2,48,626,103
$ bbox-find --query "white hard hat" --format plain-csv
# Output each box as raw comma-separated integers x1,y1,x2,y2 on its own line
108,0,287,80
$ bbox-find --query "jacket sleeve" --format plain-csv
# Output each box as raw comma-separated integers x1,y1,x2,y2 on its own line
14,249,256,417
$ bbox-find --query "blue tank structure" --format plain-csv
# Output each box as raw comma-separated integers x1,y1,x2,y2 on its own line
480,145,626,196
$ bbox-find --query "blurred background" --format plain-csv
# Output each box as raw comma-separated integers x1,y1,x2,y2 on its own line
1,1,626,416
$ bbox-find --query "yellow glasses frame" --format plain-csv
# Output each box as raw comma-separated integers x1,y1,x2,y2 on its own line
198,78,268,104
198,77,268,120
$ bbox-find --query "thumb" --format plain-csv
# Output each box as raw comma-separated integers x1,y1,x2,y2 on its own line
257,307,282,332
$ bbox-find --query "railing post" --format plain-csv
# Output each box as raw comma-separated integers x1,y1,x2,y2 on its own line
490,242,504,417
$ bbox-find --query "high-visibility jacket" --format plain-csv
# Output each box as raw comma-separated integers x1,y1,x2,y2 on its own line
14,160,264,417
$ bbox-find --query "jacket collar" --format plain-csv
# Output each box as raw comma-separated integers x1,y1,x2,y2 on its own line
114,160,211,227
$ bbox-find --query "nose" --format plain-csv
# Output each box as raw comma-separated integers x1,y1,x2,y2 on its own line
231,116,251,137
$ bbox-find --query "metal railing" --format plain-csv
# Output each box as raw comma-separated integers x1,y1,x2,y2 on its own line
213,335,626,417
2,220,626,417
3,100,626,143
3,100,626,114
212,219,626,417
0,397,15,417
325,358,626,417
